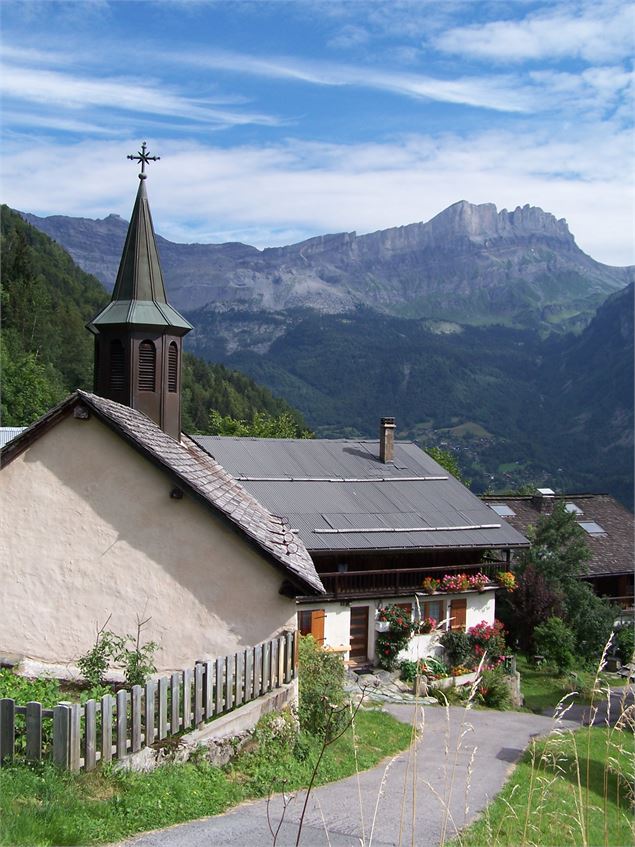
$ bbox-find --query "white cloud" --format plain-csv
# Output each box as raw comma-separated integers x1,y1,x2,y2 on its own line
435,1,635,63
0,61,282,128
3,129,633,266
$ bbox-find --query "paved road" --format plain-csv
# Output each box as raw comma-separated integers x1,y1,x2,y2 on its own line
119,705,560,847
543,684,634,726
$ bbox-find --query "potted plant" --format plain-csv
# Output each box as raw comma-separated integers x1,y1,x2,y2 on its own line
441,573,470,593
415,616,436,635
375,609,390,632
495,571,517,591
422,576,440,594
468,572,489,592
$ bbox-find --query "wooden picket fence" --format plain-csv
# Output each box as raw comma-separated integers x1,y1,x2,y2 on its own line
0,631,297,772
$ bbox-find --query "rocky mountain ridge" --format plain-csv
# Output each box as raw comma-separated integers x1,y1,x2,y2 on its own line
23,200,632,332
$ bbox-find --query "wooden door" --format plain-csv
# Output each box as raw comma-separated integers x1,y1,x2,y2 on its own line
298,609,325,644
349,606,369,662
450,599,467,631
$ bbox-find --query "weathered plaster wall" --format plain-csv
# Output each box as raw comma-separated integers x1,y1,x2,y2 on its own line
0,415,296,671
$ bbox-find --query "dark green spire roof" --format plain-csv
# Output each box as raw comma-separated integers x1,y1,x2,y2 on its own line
88,177,192,334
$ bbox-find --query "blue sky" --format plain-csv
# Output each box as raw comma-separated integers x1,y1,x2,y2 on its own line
1,0,633,264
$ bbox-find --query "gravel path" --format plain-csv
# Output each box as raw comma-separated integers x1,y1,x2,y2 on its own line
118,705,560,847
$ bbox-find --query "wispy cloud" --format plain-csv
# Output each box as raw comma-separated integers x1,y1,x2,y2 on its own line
0,61,283,129
165,49,538,113
435,1,634,63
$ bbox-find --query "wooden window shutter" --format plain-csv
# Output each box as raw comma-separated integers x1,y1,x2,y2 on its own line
109,340,125,391
168,342,178,393
138,340,156,391
297,609,325,645
450,599,467,631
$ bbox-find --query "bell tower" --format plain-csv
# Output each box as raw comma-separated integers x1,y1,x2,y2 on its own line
87,143,192,441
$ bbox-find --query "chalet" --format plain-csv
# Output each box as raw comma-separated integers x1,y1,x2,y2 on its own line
482,490,634,614
193,423,529,665
0,147,324,674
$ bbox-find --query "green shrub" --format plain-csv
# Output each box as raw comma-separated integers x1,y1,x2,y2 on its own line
77,628,120,687
298,635,348,739
477,667,512,710
400,657,449,683
375,604,416,670
613,626,634,665
534,617,576,673
440,630,472,669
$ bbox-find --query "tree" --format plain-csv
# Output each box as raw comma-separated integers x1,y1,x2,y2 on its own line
519,501,591,584
426,446,470,486
205,409,313,439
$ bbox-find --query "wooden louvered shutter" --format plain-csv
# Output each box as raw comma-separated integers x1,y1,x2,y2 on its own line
138,340,156,391
450,599,467,631
109,340,125,391
168,342,178,392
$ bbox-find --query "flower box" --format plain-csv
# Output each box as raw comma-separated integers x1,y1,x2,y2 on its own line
375,620,390,632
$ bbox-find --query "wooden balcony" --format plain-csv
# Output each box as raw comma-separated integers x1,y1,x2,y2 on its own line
314,562,503,600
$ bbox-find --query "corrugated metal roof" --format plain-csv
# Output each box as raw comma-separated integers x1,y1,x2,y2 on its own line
193,436,529,553
0,427,25,448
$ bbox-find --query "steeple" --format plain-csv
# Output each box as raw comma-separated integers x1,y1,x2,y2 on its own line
87,143,192,441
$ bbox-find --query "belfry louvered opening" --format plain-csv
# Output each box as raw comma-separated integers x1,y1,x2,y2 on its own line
168,342,178,393
138,340,156,391
109,340,125,391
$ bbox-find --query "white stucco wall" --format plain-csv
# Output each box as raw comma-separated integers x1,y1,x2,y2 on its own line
0,415,297,671
299,589,497,665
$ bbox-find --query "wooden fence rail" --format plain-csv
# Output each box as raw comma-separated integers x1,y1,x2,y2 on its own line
0,630,297,772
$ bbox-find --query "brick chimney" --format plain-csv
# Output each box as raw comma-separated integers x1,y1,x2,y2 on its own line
532,487,555,514
379,416,396,463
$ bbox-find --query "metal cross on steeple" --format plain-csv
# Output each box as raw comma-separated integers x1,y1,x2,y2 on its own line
127,141,160,180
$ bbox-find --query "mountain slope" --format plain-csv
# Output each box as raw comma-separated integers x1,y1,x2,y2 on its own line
0,206,307,433
23,201,632,333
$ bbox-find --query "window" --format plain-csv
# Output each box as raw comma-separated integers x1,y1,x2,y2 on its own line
422,599,444,623
168,342,178,393
138,340,156,391
490,504,516,517
109,340,125,391
298,609,325,644
578,521,607,536
565,502,583,515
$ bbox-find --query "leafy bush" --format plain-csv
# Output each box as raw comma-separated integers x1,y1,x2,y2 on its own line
375,604,416,669
613,626,634,665
298,635,347,739
76,620,158,687
399,657,449,683
440,630,472,669
0,669,62,706
534,617,576,673
77,625,120,687
563,582,615,664
253,708,299,755
477,667,512,710
468,619,508,665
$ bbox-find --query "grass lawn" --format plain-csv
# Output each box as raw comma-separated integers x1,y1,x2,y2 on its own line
516,655,628,713
0,708,412,846
454,725,634,847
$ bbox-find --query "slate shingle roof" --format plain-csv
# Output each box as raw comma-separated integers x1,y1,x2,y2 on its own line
481,493,634,578
0,391,324,595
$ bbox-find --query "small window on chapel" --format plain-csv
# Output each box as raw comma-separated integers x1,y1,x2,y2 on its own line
138,340,156,391
168,342,178,393
109,340,125,391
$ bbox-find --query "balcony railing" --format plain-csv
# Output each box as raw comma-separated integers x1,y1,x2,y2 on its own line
317,562,503,599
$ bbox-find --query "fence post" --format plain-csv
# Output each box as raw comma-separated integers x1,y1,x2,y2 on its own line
235,652,244,707
225,655,234,711
293,630,299,677
253,645,261,700
215,658,224,715
261,641,270,694
101,695,113,764
131,686,142,753
284,631,294,684
271,638,279,689
277,635,285,687
84,699,97,772
170,673,180,734
182,668,193,730
116,690,127,761
194,664,204,726
203,661,213,719
145,681,156,745
53,703,70,769
245,649,253,702
0,698,15,765
158,677,169,739
26,701,42,762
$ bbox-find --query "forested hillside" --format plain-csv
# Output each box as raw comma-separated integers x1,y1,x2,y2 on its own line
0,206,306,433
